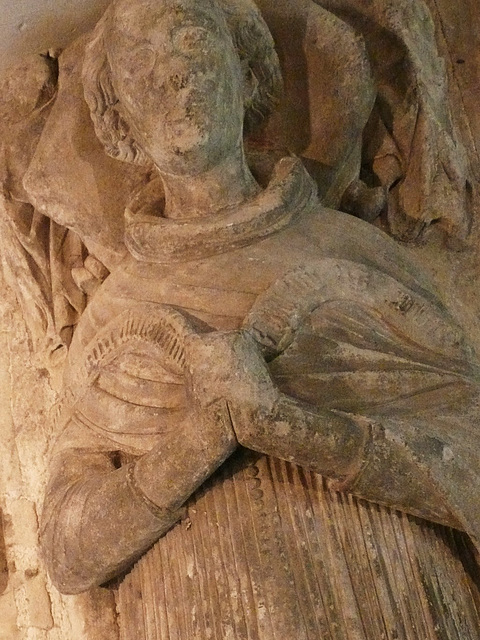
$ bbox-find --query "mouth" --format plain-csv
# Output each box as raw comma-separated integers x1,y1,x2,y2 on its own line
166,119,210,155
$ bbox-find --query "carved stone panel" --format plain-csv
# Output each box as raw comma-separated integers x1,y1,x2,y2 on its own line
0,0,479,638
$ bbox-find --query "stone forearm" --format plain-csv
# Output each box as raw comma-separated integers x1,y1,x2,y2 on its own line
41,457,183,594
42,410,237,595
232,395,460,529
133,403,237,509
232,395,370,482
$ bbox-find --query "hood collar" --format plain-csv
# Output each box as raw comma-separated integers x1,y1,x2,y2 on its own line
124,156,317,263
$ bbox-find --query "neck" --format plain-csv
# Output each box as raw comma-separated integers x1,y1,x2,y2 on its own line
159,144,260,219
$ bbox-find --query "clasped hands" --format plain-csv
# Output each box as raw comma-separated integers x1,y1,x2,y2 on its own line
184,329,280,451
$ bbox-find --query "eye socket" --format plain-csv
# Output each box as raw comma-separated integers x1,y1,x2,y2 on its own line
123,46,156,79
173,26,209,53
168,73,190,91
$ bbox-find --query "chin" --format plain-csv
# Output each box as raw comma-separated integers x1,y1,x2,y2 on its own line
155,146,231,176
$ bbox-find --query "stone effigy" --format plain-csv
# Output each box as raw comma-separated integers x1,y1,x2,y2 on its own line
1,0,480,638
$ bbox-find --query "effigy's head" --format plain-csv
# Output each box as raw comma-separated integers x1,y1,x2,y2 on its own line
83,0,282,175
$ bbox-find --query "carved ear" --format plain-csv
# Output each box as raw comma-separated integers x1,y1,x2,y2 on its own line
82,9,151,167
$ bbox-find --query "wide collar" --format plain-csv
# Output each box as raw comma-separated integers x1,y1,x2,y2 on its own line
124,156,317,264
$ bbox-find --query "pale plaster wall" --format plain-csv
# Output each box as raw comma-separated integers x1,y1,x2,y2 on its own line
0,271,118,639
0,0,110,75
0,3,127,636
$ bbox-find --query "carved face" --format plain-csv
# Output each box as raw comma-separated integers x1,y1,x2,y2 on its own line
107,0,245,175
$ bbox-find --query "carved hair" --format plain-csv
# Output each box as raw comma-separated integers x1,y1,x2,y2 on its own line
82,0,282,166
218,0,282,133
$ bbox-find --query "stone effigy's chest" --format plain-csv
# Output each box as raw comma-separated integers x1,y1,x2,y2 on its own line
65,211,476,454
59,208,480,640
70,207,453,359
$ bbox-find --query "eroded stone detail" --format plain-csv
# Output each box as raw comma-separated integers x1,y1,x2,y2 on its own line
0,0,479,638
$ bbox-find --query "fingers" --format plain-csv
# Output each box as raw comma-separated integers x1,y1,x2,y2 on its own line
184,329,278,411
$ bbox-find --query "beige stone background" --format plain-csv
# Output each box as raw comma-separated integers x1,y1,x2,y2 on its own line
0,0,110,74
0,0,478,638
0,4,133,639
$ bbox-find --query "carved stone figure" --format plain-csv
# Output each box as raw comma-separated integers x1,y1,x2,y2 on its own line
0,0,470,359
31,0,480,635
0,0,479,638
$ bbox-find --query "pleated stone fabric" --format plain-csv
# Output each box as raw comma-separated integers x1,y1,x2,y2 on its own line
116,451,480,640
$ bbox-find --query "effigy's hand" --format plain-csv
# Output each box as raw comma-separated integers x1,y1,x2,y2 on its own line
184,329,279,441
132,330,271,514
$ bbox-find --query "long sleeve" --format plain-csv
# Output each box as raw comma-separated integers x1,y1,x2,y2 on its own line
41,406,236,594
231,391,464,531
41,417,180,594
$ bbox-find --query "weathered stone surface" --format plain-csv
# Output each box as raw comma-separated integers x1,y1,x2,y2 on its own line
22,36,150,271
119,457,480,640
0,0,479,638
0,271,119,639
